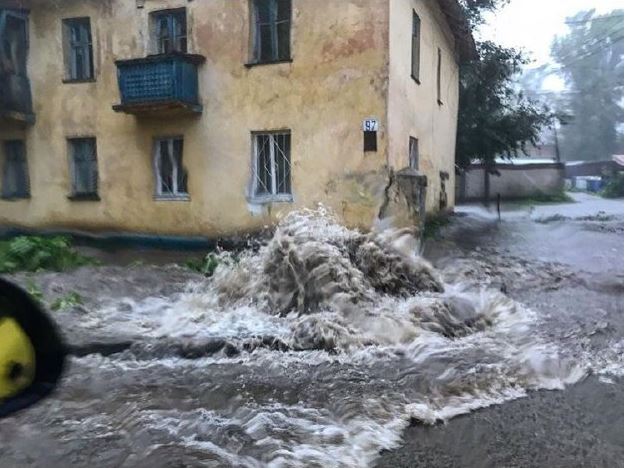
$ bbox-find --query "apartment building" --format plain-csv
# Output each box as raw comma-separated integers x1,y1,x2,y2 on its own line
0,0,474,237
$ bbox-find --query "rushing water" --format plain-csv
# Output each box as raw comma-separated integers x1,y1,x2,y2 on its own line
0,209,622,467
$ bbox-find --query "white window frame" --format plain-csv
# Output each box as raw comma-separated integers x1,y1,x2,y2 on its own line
250,131,292,203
153,137,189,200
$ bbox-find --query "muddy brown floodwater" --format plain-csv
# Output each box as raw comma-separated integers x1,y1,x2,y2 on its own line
0,199,622,468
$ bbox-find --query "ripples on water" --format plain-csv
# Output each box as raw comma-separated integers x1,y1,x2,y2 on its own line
0,209,621,467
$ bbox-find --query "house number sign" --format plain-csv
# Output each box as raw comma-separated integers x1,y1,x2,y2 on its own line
362,119,379,132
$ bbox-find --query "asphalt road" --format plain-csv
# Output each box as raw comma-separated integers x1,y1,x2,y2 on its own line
377,194,624,468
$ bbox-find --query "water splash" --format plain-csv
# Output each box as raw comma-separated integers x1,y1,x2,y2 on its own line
1,208,616,468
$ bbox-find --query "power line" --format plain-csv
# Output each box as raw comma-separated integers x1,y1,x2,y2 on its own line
557,35,623,69
553,22,623,64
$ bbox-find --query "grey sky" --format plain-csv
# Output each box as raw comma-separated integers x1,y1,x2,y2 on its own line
479,0,623,88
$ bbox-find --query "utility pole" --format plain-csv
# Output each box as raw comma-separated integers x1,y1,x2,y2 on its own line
554,123,562,163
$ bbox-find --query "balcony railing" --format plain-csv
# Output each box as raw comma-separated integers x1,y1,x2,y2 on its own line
113,53,205,116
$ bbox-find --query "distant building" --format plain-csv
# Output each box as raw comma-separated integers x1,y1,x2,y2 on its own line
0,0,474,238
523,142,558,160
456,158,565,202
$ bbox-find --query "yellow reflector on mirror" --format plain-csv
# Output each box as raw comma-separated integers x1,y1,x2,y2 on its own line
0,317,36,400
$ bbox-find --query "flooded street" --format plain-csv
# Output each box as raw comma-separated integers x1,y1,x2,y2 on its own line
1,196,622,468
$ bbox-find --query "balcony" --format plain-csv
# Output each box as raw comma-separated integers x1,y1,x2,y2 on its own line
113,53,205,116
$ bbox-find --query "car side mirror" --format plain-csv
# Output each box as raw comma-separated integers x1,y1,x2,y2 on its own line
0,278,66,418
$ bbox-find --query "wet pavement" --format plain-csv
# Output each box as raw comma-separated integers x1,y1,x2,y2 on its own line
379,193,624,468
0,194,622,468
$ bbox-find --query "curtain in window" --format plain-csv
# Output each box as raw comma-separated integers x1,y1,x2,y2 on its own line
253,0,291,62
71,139,97,195
67,19,93,80
253,132,291,199
154,10,187,54
155,138,187,197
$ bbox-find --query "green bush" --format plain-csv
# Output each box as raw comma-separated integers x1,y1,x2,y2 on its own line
601,172,624,199
186,252,221,277
423,214,451,239
50,291,84,311
25,279,44,304
514,190,574,205
0,236,96,273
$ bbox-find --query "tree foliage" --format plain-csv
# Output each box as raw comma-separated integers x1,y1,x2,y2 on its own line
456,42,553,168
459,0,510,27
551,10,624,162
454,0,552,168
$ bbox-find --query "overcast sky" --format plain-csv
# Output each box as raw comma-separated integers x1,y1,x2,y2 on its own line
479,0,623,88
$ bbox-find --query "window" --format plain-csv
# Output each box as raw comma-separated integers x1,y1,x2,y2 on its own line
364,131,377,152
250,0,291,64
68,138,98,199
437,48,443,105
252,132,292,201
154,137,188,199
151,9,187,54
409,137,419,170
1,140,29,199
411,11,421,82
2,11,28,77
62,18,94,81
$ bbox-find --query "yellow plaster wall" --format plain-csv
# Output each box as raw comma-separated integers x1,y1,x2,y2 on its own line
387,0,459,212
0,0,391,236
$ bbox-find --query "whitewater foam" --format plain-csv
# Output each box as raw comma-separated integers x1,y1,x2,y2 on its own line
6,208,618,468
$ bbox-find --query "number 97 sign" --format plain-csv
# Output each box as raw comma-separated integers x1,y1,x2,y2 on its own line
363,119,379,132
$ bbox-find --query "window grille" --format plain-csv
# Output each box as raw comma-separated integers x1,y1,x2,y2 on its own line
252,132,291,201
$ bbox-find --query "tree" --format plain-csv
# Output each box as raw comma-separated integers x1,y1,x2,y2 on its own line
455,42,553,168
455,1,553,169
551,10,624,162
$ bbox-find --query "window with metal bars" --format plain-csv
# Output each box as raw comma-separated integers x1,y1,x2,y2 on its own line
151,9,187,54
62,18,94,81
68,138,98,199
409,137,419,170
252,132,292,202
250,0,291,64
1,140,29,199
411,11,421,82
154,137,188,199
